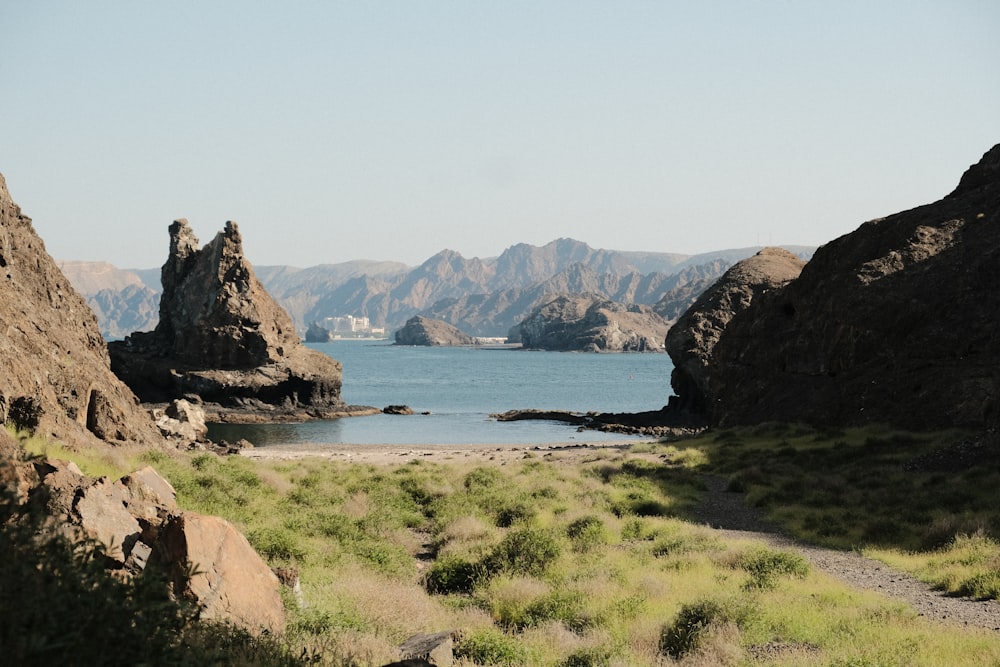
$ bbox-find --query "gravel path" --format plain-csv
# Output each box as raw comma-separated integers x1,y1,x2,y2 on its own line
692,474,1000,631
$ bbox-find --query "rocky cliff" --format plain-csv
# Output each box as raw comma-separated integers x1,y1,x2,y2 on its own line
665,248,806,415
670,144,1000,430
0,172,162,447
517,295,669,352
394,316,476,346
108,220,362,421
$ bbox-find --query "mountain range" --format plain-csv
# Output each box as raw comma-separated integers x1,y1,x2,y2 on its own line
60,238,814,340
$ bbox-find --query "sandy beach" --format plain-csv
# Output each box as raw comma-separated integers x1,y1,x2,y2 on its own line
239,440,646,465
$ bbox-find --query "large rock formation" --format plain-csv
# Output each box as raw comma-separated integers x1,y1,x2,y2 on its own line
0,172,162,447
3,431,285,634
517,295,669,352
109,220,364,421
394,316,476,346
670,144,1000,430
665,248,806,414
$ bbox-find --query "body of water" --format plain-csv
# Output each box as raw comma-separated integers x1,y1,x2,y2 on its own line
207,341,673,447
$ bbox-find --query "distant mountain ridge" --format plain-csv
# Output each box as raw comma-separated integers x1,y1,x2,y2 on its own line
61,238,813,339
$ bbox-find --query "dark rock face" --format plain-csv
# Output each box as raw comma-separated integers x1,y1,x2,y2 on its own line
517,295,670,352
686,145,1000,430
395,316,476,346
665,248,806,414
304,321,332,342
109,220,353,421
0,172,162,447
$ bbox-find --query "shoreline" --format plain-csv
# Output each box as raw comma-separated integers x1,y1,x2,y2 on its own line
239,440,644,465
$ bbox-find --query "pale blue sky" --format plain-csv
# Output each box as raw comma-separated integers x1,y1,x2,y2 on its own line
1,1,998,269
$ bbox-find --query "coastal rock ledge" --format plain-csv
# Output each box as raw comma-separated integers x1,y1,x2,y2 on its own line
109,219,374,422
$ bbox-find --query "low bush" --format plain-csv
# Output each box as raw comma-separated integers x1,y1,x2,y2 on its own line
658,596,757,659
425,555,485,595
484,526,562,577
736,546,809,590
566,515,609,552
455,628,531,666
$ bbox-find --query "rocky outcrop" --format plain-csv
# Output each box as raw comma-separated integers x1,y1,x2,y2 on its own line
6,432,285,634
395,316,476,346
304,321,332,342
109,220,368,422
516,295,669,352
664,248,806,414
678,144,1000,430
0,172,163,448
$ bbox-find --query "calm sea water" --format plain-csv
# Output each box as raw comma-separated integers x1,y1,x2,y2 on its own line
207,341,673,447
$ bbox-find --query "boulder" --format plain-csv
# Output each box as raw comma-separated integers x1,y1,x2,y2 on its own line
154,399,209,445
396,631,455,667
395,316,476,346
108,220,364,421
0,171,163,448
157,511,285,634
685,144,1000,429
664,248,805,415
517,295,669,352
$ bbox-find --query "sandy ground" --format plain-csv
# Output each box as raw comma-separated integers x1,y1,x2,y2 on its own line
239,440,642,465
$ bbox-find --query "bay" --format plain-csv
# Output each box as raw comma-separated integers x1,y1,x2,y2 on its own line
207,341,673,447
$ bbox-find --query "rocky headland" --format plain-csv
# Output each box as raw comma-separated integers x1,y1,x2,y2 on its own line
666,144,1000,431
394,315,477,346
514,295,669,352
108,219,376,422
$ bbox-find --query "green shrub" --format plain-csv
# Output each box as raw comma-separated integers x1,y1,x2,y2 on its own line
566,515,609,552
495,500,535,527
455,628,530,666
560,646,614,667
659,597,756,659
250,527,307,561
485,527,562,576
736,546,809,590
425,556,484,594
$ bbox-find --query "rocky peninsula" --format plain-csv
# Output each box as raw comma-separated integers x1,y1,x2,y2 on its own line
108,219,376,422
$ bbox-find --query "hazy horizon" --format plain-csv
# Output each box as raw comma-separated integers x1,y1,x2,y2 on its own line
2,2,997,269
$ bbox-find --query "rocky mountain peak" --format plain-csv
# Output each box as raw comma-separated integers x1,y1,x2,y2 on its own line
948,143,1000,199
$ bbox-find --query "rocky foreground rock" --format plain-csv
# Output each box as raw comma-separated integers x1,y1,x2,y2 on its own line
109,219,373,422
0,430,284,634
666,144,1000,430
0,172,163,448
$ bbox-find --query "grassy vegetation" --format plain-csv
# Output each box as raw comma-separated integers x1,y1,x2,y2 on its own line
9,423,1000,665
682,423,1000,602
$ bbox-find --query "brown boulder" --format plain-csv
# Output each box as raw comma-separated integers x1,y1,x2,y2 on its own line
158,511,286,634
109,219,355,421
0,171,163,448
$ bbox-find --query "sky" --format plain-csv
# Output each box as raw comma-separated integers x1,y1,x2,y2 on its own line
1,2,998,270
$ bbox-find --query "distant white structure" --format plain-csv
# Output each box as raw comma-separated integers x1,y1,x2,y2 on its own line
321,315,371,333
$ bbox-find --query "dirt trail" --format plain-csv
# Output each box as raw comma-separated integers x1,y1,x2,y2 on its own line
692,475,1000,631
